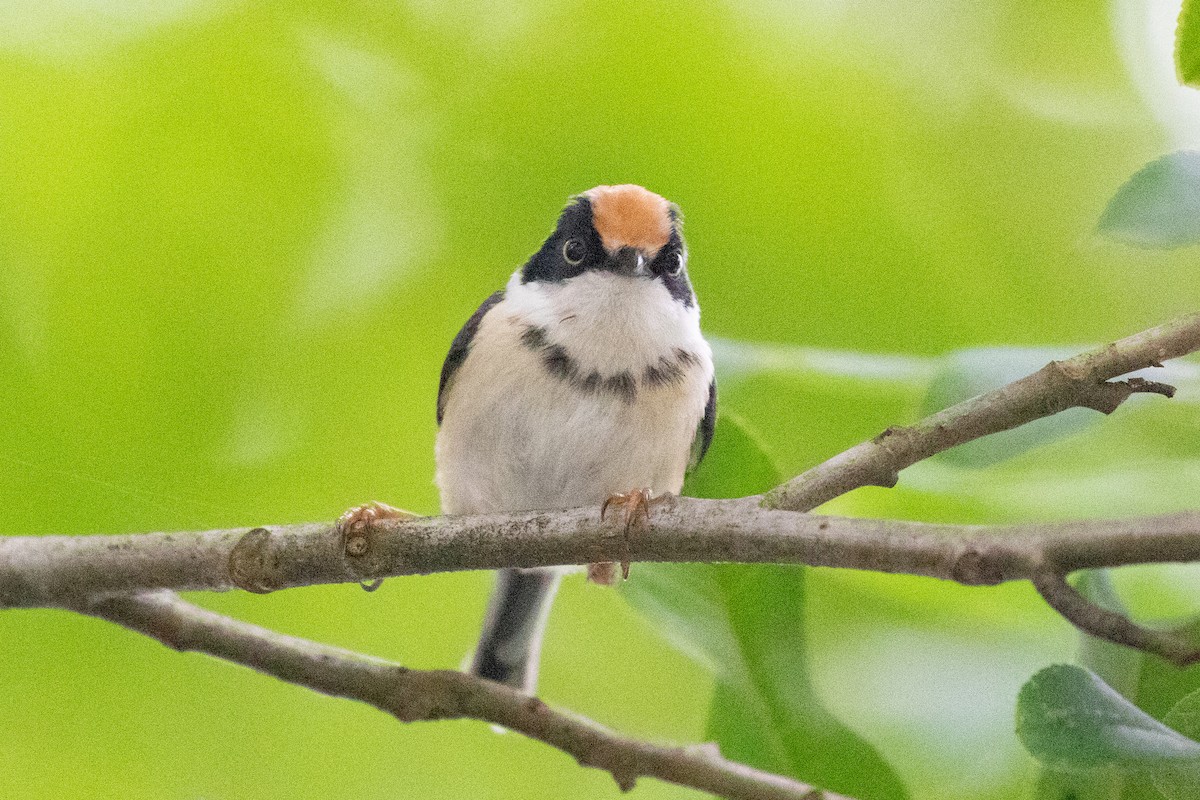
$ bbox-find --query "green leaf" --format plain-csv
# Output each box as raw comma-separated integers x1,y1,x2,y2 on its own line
1155,764,1200,800
1017,665,1200,772
626,412,786,686
1158,690,1200,798
717,335,1200,526
1164,688,1200,741
627,562,908,799
683,409,782,500
626,412,779,682
1178,0,1200,87
1097,152,1200,248
709,337,934,480
706,565,909,800
627,414,908,799
1074,571,1145,702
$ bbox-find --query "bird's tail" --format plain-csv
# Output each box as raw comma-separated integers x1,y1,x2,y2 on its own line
469,567,562,693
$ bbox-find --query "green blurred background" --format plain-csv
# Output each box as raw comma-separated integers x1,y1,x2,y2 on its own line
1,1,1199,797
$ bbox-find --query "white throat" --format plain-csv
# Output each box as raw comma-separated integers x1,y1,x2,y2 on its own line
503,270,705,375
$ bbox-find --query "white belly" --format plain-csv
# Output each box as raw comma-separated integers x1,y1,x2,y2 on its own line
436,286,711,515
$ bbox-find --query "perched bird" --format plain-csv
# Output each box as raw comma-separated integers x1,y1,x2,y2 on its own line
340,185,715,694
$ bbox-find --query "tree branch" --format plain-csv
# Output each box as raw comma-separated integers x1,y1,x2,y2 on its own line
1031,570,1200,666
6,505,1200,608
84,590,844,800
764,312,1200,512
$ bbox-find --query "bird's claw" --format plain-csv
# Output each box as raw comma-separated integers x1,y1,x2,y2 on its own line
596,488,669,582
600,488,658,532
335,501,414,558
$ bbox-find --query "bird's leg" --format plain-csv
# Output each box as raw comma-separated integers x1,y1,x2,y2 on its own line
597,488,671,581
334,502,416,589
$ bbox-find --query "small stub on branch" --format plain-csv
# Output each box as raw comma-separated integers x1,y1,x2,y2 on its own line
1123,376,1175,398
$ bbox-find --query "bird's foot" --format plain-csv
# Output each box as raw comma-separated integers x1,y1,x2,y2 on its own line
595,488,670,583
336,500,411,537
335,501,415,558
601,487,661,531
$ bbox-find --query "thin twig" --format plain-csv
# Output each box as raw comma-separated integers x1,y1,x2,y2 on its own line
85,591,844,800
764,312,1200,512
1031,570,1200,667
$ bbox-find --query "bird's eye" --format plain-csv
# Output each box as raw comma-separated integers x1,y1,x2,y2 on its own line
668,252,685,276
562,238,586,266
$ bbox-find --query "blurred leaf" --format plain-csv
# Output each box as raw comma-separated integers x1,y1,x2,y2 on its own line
1075,571,1144,701
706,565,909,800
922,346,1094,468
1164,689,1200,741
717,337,1200,526
1097,152,1200,248
1158,690,1200,798
1038,573,1164,800
626,414,908,799
1178,0,1200,87
710,338,934,480
627,562,909,800
619,564,743,679
761,341,1200,525
625,413,785,681
1017,665,1200,771
711,338,935,385
625,413,779,679
683,408,781,499
1154,763,1200,800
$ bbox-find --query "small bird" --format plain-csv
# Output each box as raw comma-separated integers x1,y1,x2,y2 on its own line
341,185,715,694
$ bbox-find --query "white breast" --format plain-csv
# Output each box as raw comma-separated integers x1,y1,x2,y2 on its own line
435,270,713,515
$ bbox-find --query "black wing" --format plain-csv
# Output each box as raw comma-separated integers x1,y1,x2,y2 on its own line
688,378,717,471
437,290,505,425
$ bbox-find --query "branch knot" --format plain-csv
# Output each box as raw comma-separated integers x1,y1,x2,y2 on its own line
948,545,1003,586
228,528,280,594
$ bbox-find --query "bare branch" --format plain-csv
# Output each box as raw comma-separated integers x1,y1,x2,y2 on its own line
8,504,1200,609
764,312,1200,512
84,591,846,800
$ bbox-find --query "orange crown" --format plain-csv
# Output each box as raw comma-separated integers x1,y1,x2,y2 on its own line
584,184,675,256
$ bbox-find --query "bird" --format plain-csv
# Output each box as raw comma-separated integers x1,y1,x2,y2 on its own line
339,184,715,694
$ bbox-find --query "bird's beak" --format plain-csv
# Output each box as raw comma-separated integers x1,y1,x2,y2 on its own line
612,246,649,277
